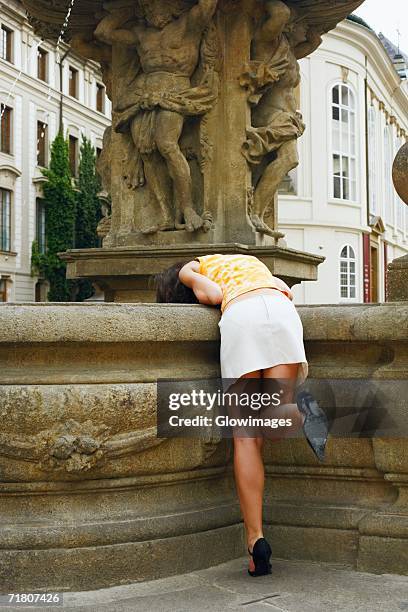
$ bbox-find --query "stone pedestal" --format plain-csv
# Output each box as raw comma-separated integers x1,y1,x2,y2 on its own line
0,303,242,591
357,439,408,574
387,254,408,301
61,243,323,301
1,302,408,590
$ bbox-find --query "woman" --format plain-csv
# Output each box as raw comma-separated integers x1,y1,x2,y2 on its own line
155,253,329,577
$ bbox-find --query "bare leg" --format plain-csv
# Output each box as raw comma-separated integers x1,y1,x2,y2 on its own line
261,363,304,440
231,365,304,569
230,370,265,568
234,364,303,570
155,110,204,231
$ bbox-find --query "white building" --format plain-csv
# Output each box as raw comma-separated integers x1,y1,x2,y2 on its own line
280,16,408,304
0,0,111,302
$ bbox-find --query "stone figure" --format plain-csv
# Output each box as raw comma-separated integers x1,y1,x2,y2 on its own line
240,0,321,236
71,30,113,100
95,0,220,234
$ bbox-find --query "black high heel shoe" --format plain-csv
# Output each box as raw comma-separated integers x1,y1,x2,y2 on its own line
248,537,272,577
296,390,329,462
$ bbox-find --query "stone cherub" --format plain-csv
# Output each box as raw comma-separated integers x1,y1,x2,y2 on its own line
95,0,219,234
240,0,321,236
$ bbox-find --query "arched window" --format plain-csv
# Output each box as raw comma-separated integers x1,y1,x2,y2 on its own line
331,84,356,201
368,105,377,214
340,244,356,299
0,187,11,252
384,126,393,225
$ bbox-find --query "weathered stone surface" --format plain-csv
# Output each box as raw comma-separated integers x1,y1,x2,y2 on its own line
387,253,408,301
59,243,324,301
0,302,408,590
23,0,366,43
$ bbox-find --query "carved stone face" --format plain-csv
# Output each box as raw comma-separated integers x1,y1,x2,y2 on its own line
141,1,174,29
290,22,308,46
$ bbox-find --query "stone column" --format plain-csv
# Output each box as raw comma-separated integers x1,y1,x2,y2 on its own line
216,1,255,245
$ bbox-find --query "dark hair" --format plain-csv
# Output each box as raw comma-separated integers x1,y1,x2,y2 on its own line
154,261,199,304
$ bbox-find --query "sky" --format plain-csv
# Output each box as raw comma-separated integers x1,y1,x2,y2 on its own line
353,0,408,55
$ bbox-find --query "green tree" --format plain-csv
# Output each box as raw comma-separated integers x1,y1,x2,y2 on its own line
74,135,102,301
35,132,76,301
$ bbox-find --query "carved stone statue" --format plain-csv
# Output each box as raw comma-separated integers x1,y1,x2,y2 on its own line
240,0,321,236
22,0,365,296
94,0,220,234
71,30,113,99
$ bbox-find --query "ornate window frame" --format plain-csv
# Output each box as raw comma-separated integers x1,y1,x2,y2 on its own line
339,243,357,300
328,81,358,203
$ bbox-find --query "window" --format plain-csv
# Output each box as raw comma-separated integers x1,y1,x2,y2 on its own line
96,83,105,113
368,105,377,215
339,244,356,299
1,25,13,63
37,121,48,167
69,66,78,98
36,198,46,254
384,126,393,225
331,84,356,201
0,188,11,252
37,47,48,82
69,135,78,176
0,105,12,154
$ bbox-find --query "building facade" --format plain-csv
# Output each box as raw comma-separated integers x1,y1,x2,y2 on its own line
280,17,408,304
0,0,111,302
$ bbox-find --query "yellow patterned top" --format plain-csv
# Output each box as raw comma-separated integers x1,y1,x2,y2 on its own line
196,254,291,312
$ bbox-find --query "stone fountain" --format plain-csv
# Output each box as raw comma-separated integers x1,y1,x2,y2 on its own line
6,0,408,597
25,0,363,300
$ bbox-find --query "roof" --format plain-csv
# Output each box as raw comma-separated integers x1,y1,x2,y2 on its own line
347,14,407,78
346,14,373,31
378,32,408,64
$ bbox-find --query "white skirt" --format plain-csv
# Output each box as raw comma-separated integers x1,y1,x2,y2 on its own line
219,292,308,384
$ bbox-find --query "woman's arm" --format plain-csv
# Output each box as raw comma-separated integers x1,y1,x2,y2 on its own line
179,261,223,306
